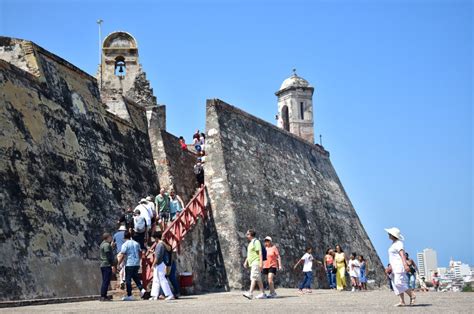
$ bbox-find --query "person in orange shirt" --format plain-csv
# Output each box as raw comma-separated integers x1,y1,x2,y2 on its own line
262,236,282,298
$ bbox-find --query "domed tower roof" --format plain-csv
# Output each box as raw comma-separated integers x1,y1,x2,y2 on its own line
102,31,137,49
276,69,313,96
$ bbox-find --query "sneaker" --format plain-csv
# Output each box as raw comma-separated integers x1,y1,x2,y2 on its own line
140,288,146,297
99,297,111,302
122,296,135,301
351,287,356,292
270,292,278,298
165,295,175,301
149,296,157,301
255,293,267,299
243,292,253,300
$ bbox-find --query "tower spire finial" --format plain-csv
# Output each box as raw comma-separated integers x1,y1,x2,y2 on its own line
292,68,297,76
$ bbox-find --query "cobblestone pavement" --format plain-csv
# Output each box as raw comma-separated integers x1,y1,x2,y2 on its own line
1,289,473,313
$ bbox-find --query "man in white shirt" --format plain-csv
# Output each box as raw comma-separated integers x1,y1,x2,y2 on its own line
145,196,156,233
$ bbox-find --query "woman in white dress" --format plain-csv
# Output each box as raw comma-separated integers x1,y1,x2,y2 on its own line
385,227,416,306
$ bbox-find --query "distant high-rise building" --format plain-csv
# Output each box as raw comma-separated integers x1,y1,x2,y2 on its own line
417,252,426,278
449,259,471,278
417,248,438,280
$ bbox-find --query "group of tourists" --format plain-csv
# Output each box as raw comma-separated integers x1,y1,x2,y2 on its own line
179,130,206,187
99,188,186,302
99,164,418,308
240,226,420,307
241,229,370,300
322,246,368,292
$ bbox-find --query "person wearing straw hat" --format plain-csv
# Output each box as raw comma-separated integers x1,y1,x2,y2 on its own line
385,227,416,306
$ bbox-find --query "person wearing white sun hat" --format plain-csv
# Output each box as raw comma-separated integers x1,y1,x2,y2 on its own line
385,227,416,307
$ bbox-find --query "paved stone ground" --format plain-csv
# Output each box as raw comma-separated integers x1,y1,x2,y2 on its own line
1,289,472,313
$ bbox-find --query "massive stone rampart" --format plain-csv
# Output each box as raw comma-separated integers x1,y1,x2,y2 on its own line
146,119,228,292
205,99,385,289
0,37,158,300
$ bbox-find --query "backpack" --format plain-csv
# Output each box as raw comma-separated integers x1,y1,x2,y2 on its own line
194,165,203,175
253,239,267,261
134,216,146,233
124,212,134,228
163,249,172,267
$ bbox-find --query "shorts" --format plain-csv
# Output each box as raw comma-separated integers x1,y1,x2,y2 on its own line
262,267,277,275
250,264,261,281
160,211,170,222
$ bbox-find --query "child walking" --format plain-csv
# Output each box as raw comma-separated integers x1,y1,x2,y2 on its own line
293,247,321,294
348,252,361,292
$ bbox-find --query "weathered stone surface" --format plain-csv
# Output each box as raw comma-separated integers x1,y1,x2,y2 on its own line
0,37,158,300
146,116,228,292
205,99,385,289
0,33,385,300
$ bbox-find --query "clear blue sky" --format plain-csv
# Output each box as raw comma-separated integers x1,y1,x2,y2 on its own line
1,0,472,267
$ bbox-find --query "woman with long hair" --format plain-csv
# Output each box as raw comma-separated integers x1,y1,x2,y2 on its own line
334,244,347,291
358,255,368,290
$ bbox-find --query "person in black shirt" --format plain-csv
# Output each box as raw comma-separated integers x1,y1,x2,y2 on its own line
118,207,134,232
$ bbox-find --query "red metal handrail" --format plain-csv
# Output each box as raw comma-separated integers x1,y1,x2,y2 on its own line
141,185,207,289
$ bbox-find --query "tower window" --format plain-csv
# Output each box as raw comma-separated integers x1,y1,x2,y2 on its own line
114,56,126,76
281,105,289,131
300,102,305,120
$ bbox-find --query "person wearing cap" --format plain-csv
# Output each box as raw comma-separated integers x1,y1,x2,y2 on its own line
113,225,127,289
385,227,416,306
136,199,152,234
262,236,281,298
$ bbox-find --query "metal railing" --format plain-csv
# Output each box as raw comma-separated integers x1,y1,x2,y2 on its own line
141,185,207,289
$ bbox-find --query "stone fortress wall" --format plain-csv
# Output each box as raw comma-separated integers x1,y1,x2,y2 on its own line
0,33,385,300
147,119,228,292
0,37,158,300
205,99,386,289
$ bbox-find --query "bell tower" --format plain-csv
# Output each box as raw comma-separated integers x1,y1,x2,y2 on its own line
99,31,139,97
97,31,162,127
275,69,315,143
